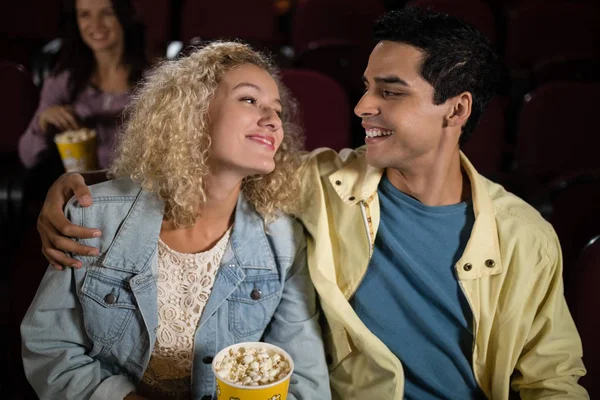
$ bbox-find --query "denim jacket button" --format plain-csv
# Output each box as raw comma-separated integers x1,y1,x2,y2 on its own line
202,356,213,364
104,293,117,304
250,288,262,300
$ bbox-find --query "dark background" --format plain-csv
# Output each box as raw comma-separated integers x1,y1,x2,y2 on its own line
1,0,599,398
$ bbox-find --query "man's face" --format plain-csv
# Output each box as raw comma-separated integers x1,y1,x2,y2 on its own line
355,41,453,170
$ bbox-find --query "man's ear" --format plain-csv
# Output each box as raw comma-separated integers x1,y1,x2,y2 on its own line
445,92,472,129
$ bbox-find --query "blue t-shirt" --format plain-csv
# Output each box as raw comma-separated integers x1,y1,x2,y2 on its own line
351,176,485,399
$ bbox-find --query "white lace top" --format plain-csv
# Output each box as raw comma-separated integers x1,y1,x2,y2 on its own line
139,228,232,399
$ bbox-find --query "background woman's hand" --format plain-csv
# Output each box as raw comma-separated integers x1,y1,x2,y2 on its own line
38,105,80,134
38,172,101,270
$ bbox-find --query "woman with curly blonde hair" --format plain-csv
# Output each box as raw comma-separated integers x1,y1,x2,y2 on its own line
21,42,330,400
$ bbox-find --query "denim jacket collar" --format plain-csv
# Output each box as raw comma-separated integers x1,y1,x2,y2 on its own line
102,187,277,274
102,188,164,273
222,194,277,271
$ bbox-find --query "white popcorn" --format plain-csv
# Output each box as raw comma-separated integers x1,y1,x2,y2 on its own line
214,346,292,386
54,128,96,144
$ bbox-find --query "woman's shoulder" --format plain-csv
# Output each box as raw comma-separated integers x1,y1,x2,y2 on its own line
88,177,142,200
265,213,306,258
64,177,142,219
37,70,72,98
45,69,72,86
65,177,163,255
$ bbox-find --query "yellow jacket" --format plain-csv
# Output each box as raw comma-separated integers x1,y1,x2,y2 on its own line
298,147,588,399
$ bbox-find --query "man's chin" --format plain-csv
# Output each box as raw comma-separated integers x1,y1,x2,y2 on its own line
365,149,388,169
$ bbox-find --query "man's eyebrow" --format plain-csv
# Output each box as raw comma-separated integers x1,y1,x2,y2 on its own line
362,75,410,87
374,75,410,86
232,82,282,107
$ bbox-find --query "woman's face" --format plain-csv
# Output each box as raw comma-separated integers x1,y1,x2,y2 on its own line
75,0,124,53
207,64,284,178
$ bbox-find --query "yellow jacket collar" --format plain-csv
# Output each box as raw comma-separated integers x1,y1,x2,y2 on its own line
327,150,503,279
328,152,383,205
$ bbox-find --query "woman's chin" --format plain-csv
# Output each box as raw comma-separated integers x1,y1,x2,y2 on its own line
243,161,276,177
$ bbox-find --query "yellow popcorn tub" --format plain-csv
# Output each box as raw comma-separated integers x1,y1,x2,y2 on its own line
53,128,98,172
212,342,294,400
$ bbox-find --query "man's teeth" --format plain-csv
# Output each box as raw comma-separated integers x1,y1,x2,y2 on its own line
365,128,394,138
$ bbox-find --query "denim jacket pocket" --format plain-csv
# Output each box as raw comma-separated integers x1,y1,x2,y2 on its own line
80,270,138,345
228,274,281,337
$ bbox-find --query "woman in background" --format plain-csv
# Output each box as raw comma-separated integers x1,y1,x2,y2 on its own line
18,0,147,170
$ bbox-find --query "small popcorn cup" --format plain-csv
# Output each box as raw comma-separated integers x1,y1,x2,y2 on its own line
212,342,294,400
54,129,98,172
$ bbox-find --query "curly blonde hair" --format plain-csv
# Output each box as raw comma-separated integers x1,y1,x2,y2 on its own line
109,41,304,227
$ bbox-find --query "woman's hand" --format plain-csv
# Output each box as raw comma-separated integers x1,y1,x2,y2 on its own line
38,172,101,270
38,105,80,134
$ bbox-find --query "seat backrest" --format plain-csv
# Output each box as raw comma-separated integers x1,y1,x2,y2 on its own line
281,69,352,151
566,235,600,398
461,96,510,177
291,0,385,55
513,82,600,183
180,0,279,47
292,39,374,101
505,1,600,70
549,174,600,282
0,0,62,41
0,37,40,70
532,59,600,87
406,0,498,45
0,61,39,154
132,0,172,45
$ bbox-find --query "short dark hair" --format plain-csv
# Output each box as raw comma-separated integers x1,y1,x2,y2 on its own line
374,6,501,144
55,0,148,100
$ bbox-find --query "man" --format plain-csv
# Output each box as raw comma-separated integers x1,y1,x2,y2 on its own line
34,7,588,399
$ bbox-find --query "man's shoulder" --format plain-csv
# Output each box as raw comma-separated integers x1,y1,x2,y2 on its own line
482,176,557,246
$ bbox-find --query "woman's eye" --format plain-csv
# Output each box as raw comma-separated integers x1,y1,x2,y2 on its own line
276,110,283,118
241,97,256,104
382,90,398,97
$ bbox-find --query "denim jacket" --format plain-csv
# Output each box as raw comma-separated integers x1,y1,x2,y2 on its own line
21,178,330,400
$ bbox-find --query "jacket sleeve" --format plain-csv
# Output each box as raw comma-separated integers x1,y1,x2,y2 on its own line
512,233,589,399
20,202,136,400
18,71,70,168
262,233,332,400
